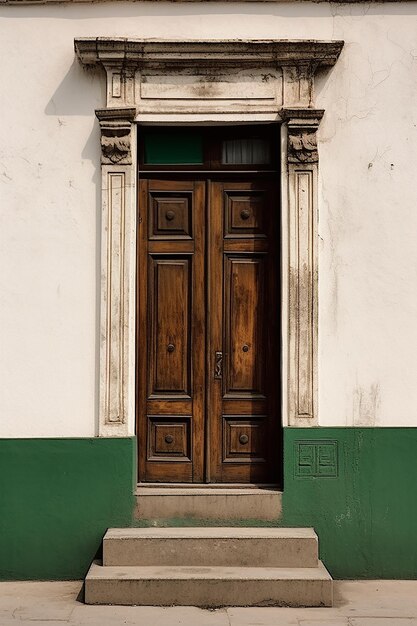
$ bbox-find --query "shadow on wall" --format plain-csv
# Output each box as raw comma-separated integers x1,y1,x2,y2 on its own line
45,58,105,116
45,58,105,436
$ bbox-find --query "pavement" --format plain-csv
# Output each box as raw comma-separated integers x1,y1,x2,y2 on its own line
0,580,416,625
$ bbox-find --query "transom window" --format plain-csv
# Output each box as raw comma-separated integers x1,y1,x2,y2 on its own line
139,125,278,171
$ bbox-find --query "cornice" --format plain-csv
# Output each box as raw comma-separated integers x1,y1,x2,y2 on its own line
74,38,344,70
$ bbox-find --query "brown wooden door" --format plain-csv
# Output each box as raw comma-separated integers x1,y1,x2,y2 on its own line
137,177,280,483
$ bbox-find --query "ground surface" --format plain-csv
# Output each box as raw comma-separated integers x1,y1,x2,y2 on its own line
0,580,416,625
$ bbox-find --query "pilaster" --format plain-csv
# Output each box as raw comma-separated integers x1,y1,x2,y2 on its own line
96,107,136,436
281,108,323,425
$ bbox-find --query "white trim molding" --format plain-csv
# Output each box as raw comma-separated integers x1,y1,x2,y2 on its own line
75,38,343,434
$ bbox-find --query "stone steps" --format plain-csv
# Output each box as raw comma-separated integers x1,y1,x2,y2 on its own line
85,561,333,607
103,527,318,568
85,527,333,607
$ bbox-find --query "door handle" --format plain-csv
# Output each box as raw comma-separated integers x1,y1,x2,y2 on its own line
214,351,223,379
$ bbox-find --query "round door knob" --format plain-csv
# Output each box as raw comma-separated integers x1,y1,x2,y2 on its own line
167,344,175,353
165,210,176,221
165,435,174,444
242,344,249,352
239,434,249,445
240,209,251,220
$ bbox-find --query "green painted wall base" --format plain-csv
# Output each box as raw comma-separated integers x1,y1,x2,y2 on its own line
0,438,136,580
282,428,417,579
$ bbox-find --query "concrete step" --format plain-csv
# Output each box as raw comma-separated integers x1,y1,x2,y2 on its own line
85,561,333,607
134,486,282,522
103,527,318,568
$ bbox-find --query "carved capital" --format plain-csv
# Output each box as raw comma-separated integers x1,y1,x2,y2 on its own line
96,107,136,165
281,108,324,164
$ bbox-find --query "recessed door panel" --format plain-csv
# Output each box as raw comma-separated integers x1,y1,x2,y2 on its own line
223,416,267,463
149,192,193,239
224,255,266,397
224,191,267,238
149,257,191,397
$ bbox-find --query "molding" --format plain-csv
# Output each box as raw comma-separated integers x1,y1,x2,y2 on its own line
75,38,343,433
75,38,344,69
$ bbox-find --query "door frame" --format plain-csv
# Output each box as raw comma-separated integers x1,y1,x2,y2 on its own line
74,38,344,442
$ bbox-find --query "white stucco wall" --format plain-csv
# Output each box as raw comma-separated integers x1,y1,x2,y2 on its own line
1,2,416,436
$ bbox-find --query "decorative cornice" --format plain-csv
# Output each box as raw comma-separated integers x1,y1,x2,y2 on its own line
96,107,136,165
75,38,344,70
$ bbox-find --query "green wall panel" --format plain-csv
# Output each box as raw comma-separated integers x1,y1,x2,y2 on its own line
282,428,417,579
0,437,136,580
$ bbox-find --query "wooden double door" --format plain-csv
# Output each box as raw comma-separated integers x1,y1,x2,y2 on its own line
137,176,281,483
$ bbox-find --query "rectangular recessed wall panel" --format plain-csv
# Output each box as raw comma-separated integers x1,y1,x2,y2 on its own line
140,71,279,101
294,440,338,478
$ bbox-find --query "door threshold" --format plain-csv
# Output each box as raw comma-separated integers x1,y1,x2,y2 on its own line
135,484,283,522
137,483,281,490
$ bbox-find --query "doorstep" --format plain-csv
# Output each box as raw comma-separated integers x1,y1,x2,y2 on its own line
134,484,283,522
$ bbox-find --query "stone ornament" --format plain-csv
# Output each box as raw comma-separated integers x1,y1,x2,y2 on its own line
287,130,319,164
280,108,325,165
96,108,136,165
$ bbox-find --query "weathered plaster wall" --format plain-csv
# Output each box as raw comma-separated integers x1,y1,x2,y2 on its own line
1,2,417,435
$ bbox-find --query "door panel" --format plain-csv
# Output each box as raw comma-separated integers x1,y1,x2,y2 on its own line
137,176,280,484
138,179,205,482
148,257,191,396
224,255,266,396
208,180,280,483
